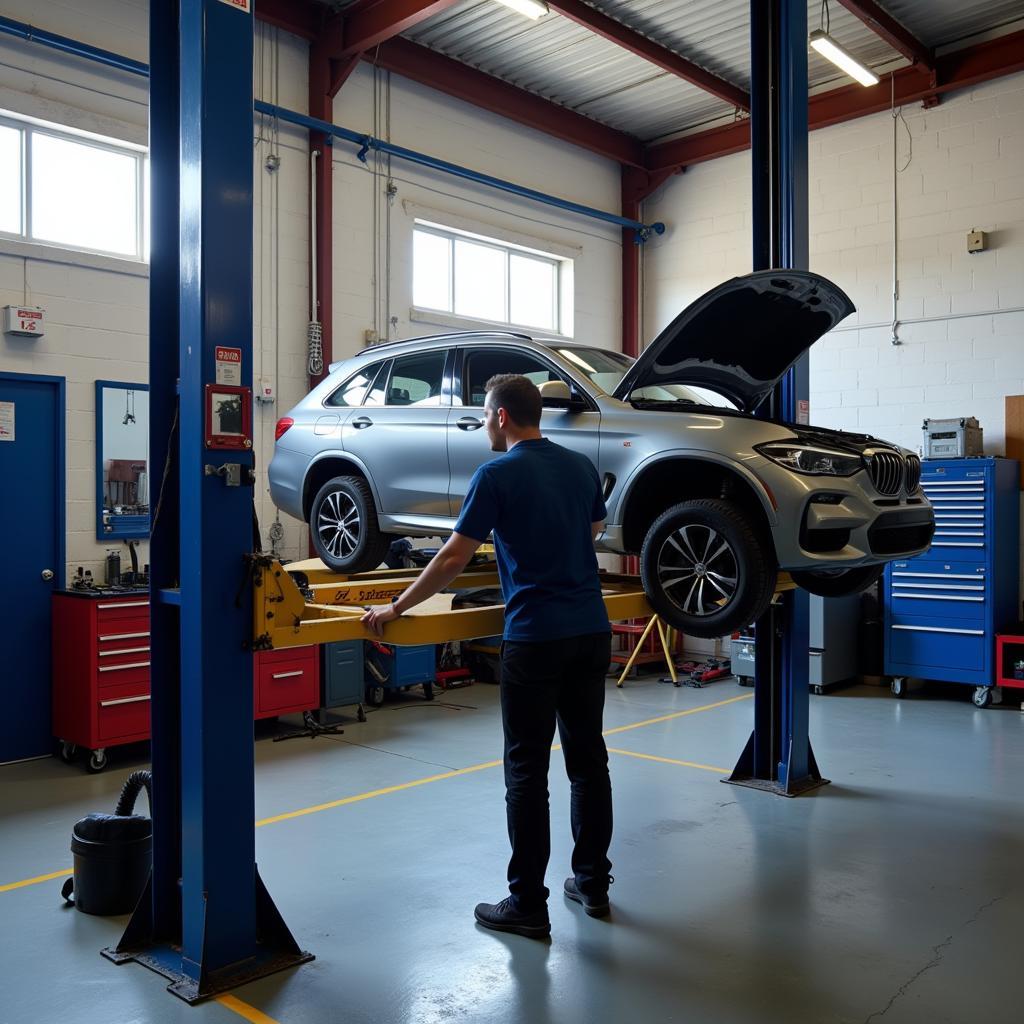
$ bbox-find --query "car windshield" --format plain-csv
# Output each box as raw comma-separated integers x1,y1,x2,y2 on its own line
554,346,735,409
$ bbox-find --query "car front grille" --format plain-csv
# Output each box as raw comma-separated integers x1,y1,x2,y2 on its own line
866,451,904,496
904,454,922,493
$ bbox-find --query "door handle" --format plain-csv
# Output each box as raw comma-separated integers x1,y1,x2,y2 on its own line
41,569,54,582
456,417,483,431
351,417,373,429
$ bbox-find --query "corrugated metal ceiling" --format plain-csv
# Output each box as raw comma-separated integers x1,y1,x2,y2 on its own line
322,0,1024,142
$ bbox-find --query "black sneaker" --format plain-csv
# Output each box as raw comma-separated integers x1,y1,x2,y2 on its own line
474,897,551,938
563,876,612,918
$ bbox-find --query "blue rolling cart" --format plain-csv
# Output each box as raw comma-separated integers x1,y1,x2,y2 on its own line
884,457,1020,707
364,642,436,706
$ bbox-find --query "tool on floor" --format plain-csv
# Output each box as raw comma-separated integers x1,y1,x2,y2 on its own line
61,770,152,916
615,614,678,688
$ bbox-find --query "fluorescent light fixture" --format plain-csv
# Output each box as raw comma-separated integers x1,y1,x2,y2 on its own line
493,0,550,19
809,30,879,87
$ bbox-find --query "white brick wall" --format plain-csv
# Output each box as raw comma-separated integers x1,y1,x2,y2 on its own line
644,71,1024,607
0,5,624,580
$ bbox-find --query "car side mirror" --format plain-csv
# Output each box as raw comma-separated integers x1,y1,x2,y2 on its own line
540,380,583,410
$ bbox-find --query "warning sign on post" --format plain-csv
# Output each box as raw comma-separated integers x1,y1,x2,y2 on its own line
217,0,251,12
215,347,242,386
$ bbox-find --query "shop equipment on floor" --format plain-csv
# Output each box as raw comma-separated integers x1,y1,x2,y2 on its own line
885,456,1020,707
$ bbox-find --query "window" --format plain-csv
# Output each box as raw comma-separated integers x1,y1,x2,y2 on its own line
382,351,446,407
413,221,570,335
325,362,387,408
0,112,147,260
462,348,563,408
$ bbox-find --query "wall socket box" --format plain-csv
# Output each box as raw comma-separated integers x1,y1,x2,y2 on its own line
364,328,380,344
967,229,987,254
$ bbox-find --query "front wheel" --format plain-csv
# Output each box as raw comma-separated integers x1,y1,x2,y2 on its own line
791,564,885,598
309,475,391,573
639,499,777,640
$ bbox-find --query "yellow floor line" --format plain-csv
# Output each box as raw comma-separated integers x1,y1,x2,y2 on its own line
216,994,281,1024
608,747,730,774
2,692,750,891
602,692,752,737
0,868,73,893
255,758,503,827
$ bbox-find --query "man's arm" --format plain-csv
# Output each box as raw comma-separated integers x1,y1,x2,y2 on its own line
361,532,482,637
592,520,605,541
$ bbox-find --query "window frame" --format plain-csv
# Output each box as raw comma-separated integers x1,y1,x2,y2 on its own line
0,112,148,262
412,222,567,337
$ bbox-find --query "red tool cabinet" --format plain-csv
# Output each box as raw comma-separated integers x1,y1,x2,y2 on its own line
52,591,319,771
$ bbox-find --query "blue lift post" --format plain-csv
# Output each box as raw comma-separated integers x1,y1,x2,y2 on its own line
725,0,828,797
103,0,311,1001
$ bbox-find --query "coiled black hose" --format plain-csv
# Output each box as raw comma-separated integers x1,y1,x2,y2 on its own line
114,769,152,818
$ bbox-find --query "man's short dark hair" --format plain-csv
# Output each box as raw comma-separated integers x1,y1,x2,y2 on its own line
485,374,542,428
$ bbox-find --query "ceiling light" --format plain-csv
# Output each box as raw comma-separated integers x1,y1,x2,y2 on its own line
809,30,879,87
493,0,550,20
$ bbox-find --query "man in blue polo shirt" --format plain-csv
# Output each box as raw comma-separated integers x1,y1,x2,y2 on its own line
363,373,613,938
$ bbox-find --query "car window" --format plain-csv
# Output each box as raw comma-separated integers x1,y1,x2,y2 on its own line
324,361,386,408
381,350,446,407
463,348,563,407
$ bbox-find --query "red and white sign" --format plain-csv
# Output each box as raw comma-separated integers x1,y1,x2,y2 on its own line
215,346,242,386
3,305,45,338
217,0,251,12
797,399,810,425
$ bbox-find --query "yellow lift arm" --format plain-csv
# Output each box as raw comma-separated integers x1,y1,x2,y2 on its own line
250,555,655,651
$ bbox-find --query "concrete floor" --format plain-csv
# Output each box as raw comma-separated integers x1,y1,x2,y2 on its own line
1,676,1022,1024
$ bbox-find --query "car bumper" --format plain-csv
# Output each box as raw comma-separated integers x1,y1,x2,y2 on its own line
267,447,306,522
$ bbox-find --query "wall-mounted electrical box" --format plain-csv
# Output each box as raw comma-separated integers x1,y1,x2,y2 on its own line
967,230,987,254
3,305,45,337
256,378,275,404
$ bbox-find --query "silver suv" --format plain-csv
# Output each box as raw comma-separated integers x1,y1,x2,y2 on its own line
270,270,934,638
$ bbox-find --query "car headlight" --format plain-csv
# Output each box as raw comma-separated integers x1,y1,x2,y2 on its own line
756,443,862,476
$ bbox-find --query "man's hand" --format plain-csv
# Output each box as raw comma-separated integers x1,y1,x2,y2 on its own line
361,603,400,637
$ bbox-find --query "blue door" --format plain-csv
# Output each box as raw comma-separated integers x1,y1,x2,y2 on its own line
0,373,64,762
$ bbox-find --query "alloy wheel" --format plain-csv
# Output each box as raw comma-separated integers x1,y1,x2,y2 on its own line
656,524,739,617
317,490,361,559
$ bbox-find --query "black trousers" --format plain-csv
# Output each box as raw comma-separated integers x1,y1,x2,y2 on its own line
499,632,613,911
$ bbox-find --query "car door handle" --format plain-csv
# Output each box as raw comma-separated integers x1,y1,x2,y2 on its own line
456,417,483,431
351,417,373,429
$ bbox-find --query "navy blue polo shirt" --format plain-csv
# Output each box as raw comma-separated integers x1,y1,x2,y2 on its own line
454,438,610,642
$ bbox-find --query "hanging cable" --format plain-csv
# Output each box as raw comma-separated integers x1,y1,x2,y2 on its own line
890,73,913,346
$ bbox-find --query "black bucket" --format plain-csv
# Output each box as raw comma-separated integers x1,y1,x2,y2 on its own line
61,770,152,916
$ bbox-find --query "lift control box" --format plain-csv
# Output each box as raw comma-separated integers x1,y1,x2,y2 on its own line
3,305,45,337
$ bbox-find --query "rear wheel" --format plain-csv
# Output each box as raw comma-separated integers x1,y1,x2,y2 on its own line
791,564,884,598
640,499,777,640
310,475,390,573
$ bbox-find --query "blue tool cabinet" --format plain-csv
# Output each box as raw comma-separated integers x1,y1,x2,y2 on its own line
321,641,366,722
884,457,1019,706
364,643,436,706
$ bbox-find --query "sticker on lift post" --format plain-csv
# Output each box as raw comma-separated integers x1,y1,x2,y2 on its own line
217,0,251,12
215,346,242,386
205,384,252,450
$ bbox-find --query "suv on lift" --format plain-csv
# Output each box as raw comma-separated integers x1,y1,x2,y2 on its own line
269,270,934,638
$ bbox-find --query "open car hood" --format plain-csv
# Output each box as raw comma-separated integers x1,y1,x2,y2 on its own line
612,270,855,412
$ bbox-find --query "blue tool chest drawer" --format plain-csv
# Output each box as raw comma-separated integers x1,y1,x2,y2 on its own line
884,457,1019,694
321,641,364,709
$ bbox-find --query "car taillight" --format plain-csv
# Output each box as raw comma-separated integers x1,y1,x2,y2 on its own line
274,417,293,441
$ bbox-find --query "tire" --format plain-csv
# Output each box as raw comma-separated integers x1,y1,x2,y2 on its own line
310,475,391,574
640,499,777,640
791,564,885,598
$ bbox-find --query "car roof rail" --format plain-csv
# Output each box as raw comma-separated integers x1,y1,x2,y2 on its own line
326,330,536,373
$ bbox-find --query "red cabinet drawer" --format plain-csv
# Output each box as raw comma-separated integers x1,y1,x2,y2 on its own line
95,600,150,629
255,648,319,718
95,657,151,693
96,682,151,742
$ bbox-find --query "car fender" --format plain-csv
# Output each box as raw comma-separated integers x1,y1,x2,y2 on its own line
612,449,779,527
303,448,384,518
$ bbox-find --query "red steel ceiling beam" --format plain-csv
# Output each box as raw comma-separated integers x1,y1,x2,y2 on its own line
835,0,934,72
341,0,462,57
367,37,646,167
253,0,323,41
645,29,1024,171
550,0,750,111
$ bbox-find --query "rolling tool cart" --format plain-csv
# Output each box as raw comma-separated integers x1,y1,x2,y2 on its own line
364,642,436,706
885,457,1020,707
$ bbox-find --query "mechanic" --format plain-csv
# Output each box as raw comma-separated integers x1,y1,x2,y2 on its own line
362,373,614,938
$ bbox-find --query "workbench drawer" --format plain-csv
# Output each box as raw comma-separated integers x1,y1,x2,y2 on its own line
96,686,151,742
95,657,151,693
255,648,319,717
96,627,151,656
887,615,986,673
94,599,151,629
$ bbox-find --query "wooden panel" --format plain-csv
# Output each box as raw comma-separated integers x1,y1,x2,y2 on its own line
1005,395,1024,489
